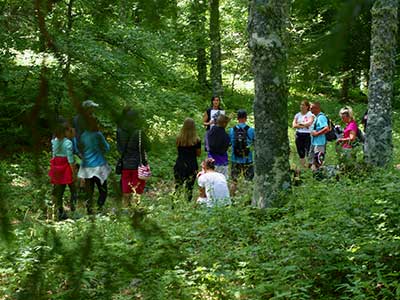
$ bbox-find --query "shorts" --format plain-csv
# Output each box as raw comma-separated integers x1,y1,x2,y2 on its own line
231,163,254,182
215,165,229,179
309,145,326,167
121,169,146,194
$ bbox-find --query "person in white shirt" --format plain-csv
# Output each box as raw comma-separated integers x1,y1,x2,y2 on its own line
292,100,314,168
197,158,231,207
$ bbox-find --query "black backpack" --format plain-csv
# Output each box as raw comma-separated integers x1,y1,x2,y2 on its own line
356,127,365,143
314,115,337,142
325,117,337,142
233,125,250,157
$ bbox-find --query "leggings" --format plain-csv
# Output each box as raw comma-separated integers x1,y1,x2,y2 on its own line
174,174,196,201
85,177,108,213
295,132,311,159
52,183,77,217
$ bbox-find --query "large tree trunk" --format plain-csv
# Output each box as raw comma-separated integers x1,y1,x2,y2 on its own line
365,0,398,167
249,0,291,208
191,0,208,91
209,0,223,96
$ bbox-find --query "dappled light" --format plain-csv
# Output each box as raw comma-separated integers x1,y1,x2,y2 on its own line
0,0,399,299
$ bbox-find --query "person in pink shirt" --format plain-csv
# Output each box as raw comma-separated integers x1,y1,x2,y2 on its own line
336,107,358,149
336,106,360,171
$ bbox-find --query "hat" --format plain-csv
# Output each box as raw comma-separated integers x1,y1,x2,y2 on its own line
237,109,247,118
82,100,99,108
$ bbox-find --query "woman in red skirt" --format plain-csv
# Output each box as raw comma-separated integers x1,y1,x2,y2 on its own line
48,120,76,220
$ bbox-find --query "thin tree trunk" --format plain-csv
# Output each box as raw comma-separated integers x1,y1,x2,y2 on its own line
365,0,398,166
197,47,207,90
249,0,291,208
210,0,223,96
191,0,208,91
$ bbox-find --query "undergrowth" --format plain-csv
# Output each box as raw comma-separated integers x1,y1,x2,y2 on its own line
1,153,399,299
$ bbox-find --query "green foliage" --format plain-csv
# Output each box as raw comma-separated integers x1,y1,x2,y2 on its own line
1,0,400,298
1,161,399,299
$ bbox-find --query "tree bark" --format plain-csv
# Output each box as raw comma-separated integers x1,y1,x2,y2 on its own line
191,0,208,91
248,0,291,208
209,0,223,96
365,0,398,167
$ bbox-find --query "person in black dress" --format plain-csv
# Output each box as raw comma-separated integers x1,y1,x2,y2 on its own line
174,118,201,201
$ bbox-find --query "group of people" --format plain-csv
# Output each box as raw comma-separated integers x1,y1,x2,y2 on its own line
173,96,255,207
48,96,256,219
293,100,362,173
48,101,149,220
48,95,367,219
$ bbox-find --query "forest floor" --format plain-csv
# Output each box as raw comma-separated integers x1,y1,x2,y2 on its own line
1,101,400,299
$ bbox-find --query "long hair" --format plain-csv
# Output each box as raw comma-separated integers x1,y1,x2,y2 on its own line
301,100,310,110
210,96,222,109
176,118,200,147
53,118,70,139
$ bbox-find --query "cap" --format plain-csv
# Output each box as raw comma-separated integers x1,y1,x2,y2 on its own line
237,109,247,119
82,100,99,108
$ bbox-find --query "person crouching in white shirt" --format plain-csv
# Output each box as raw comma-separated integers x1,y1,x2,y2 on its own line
197,158,231,207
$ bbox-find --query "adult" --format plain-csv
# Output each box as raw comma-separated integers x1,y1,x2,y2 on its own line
229,109,255,195
197,158,231,207
117,108,150,204
73,99,99,152
292,100,314,168
336,107,359,170
336,107,358,149
77,116,111,214
203,96,225,151
310,102,329,171
207,114,231,178
173,118,201,201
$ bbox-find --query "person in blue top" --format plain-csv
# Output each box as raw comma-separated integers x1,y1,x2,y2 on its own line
77,116,111,214
310,102,329,171
229,109,255,195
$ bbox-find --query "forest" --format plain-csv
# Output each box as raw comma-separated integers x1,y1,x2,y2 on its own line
0,0,399,299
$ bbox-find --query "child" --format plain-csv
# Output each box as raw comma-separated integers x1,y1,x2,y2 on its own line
173,118,201,201
206,114,231,178
197,158,231,207
48,120,76,220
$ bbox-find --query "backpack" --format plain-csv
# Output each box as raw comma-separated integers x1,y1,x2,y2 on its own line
233,125,250,158
314,115,337,142
325,117,338,142
356,127,365,144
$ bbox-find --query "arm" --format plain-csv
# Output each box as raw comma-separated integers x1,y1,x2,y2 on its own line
337,130,356,144
65,140,77,178
116,128,123,153
311,126,329,137
203,110,213,127
98,132,110,153
199,186,206,198
292,114,303,129
302,114,314,127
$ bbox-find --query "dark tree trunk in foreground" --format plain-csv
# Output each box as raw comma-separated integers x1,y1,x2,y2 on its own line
365,0,398,166
191,0,208,91
210,0,223,96
249,0,291,208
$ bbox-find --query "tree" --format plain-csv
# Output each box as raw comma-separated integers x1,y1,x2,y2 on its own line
210,0,223,96
249,0,291,208
365,0,398,166
190,0,208,91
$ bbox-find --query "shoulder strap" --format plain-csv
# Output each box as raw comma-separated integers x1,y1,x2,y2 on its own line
121,131,130,158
